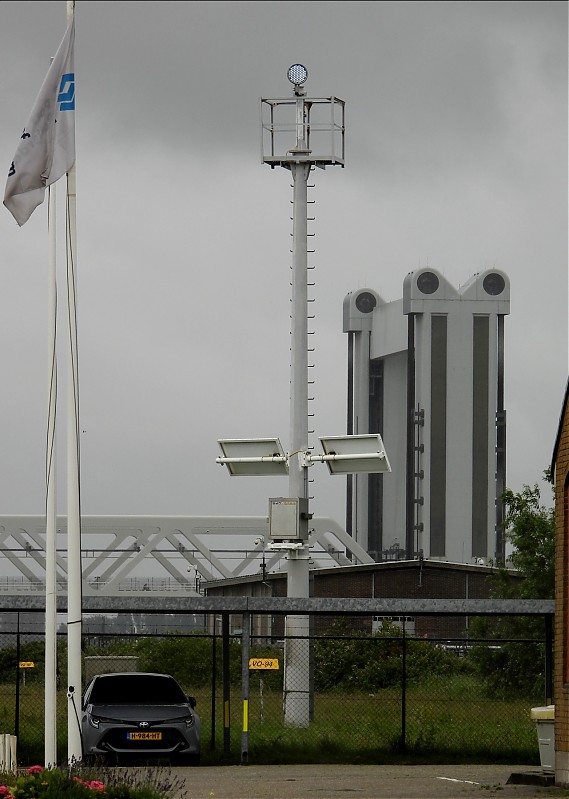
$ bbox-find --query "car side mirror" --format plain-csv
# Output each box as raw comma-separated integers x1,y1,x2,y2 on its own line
188,696,197,709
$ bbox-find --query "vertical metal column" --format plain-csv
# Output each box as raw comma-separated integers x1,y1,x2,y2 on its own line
14,614,20,741
241,612,251,764
65,0,82,764
283,132,311,726
260,66,345,728
222,614,231,758
288,164,310,500
45,184,58,768
346,333,354,536
406,316,416,559
401,622,407,753
352,331,371,550
210,625,217,752
495,314,506,564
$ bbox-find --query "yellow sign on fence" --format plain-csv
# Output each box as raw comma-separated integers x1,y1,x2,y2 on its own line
248,658,279,670
19,662,35,669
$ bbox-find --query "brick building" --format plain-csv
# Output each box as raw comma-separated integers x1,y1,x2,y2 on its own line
204,558,521,640
552,380,569,785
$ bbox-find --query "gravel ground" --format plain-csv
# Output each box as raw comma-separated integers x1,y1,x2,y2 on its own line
122,764,567,799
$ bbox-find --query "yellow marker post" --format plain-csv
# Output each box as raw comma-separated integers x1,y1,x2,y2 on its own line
248,658,280,726
243,699,249,733
19,661,34,687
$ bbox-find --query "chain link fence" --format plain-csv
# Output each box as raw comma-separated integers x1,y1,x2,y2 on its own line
0,610,549,766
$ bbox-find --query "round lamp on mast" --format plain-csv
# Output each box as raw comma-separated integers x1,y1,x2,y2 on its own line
287,63,308,86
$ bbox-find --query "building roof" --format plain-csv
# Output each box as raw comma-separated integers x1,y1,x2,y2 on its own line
550,377,569,482
202,557,520,591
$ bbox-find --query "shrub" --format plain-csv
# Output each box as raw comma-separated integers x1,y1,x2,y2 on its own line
84,632,243,689
0,642,48,685
313,620,467,692
0,765,183,799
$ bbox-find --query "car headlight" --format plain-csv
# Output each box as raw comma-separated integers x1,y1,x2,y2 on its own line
184,715,195,728
88,714,114,729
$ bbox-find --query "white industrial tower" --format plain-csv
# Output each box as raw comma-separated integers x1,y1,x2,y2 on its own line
344,267,510,565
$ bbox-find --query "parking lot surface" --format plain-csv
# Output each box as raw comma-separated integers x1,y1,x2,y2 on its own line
153,764,565,798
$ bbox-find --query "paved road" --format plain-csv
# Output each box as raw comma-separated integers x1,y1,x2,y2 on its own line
126,764,565,798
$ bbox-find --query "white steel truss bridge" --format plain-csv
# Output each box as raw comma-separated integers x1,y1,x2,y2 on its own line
0,515,373,598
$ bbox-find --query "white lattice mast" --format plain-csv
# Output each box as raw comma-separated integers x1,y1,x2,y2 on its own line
261,65,345,726
217,65,388,730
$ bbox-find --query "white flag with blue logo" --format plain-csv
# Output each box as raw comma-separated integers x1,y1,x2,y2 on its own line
4,20,75,226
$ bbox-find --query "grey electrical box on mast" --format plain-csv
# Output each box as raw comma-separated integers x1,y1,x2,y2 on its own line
269,497,309,540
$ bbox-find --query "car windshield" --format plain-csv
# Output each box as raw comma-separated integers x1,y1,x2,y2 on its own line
88,675,187,705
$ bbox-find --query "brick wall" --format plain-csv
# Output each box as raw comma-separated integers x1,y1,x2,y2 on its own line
554,387,569,764
310,562,511,638
206,560,522,641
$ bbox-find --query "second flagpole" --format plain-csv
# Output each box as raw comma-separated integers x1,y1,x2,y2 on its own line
45,183,58,768
65,0,83,766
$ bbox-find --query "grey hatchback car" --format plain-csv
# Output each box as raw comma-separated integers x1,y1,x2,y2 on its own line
81,672,200,765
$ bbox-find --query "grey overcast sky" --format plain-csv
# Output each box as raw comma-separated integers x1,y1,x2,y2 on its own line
0,1,566,530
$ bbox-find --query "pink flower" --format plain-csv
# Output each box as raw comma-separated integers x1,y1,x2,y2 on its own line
85,780,106,791
27,765,44,775
0,787,10,796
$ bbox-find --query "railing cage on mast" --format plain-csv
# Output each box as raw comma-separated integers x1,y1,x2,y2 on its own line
260,95,345,168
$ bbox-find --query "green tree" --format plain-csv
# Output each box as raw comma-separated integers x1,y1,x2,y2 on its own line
314,619,466,692
468,472,554,699
83,632,245,691
494,476,554,599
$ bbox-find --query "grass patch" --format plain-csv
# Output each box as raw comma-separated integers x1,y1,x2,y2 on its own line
1,673,541,766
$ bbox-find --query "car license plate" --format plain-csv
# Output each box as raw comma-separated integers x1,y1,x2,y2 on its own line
127,732,162,741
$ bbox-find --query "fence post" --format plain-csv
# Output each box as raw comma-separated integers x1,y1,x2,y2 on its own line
401,622,407,752
222,613,231,759
241,612,250,764
210,624,217,751
15,613,20,740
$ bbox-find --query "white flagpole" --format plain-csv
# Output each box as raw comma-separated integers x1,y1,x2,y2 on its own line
65,0,82,765
45,183,58,768
5,5,77,767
